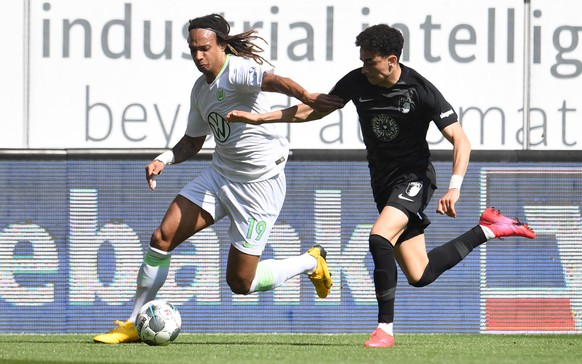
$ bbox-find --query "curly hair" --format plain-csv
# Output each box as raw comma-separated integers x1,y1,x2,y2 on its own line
355,24,404,59
188,14,272,66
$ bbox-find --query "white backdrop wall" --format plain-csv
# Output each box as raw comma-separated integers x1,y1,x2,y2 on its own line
1,0,581,150
0,0,25,148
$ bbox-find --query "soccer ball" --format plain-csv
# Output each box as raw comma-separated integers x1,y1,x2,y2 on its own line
135,299,182,346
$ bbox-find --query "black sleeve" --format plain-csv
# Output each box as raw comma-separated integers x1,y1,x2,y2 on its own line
328,69,362,105
419,79,458,130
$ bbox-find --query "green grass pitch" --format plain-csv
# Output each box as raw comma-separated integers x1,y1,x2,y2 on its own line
0,334,581,364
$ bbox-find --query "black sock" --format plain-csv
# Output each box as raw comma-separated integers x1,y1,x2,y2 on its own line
412,226,486,287
369,234,397,323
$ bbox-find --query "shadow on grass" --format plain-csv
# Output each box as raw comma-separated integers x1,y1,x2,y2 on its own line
170,341,350,347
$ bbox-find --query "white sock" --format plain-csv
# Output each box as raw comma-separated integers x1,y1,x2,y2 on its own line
247,253,317,293
480,225,495,240
378,322,394,336
128,247,171,323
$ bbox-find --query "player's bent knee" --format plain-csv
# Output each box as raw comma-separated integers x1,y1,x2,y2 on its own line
409,279,429,288
408,269,433,287
150,229,172,252
226,277,252,295
228,284,250,295
369,234,394,256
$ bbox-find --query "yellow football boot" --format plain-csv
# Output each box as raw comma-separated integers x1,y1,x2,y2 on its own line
307,245,333,298
93,320,139,344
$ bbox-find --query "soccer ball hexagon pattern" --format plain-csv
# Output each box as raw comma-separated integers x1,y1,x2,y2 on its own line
135,300,182,346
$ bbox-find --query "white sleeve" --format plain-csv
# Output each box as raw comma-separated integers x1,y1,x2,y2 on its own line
231,59,274,92
185,85,210,137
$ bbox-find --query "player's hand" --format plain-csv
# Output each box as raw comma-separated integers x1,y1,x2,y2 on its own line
436,188,460,218
304,93,345,112
226,110,261,124
145,160,165,191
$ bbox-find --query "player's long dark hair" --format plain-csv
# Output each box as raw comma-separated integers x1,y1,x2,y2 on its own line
188,14,272,66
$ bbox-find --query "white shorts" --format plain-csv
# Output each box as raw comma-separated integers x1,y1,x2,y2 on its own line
178,167,286,256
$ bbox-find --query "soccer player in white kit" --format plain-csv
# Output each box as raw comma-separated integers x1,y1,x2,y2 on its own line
93,13,342,344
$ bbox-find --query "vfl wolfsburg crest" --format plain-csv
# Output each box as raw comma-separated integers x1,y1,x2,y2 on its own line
216,88,225,101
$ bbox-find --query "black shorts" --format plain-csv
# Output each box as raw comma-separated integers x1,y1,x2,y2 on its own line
371,163,437,243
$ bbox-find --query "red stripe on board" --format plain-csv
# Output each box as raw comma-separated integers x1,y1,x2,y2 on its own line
486,298,575,331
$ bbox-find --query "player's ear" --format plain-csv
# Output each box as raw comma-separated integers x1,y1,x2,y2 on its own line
387,54,398,65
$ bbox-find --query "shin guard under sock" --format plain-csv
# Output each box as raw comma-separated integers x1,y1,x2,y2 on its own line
369,234,397,324
128,246,171,322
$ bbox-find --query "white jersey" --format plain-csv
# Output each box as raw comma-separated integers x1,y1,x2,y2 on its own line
186,55,289,182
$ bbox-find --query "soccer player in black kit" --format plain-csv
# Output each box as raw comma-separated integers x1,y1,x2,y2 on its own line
227,24,535,348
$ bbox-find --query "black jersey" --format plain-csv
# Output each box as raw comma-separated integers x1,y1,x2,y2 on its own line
329,64,457,175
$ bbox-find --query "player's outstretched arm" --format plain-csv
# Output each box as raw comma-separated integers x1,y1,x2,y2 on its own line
261,72,344,112
227,103,332,125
